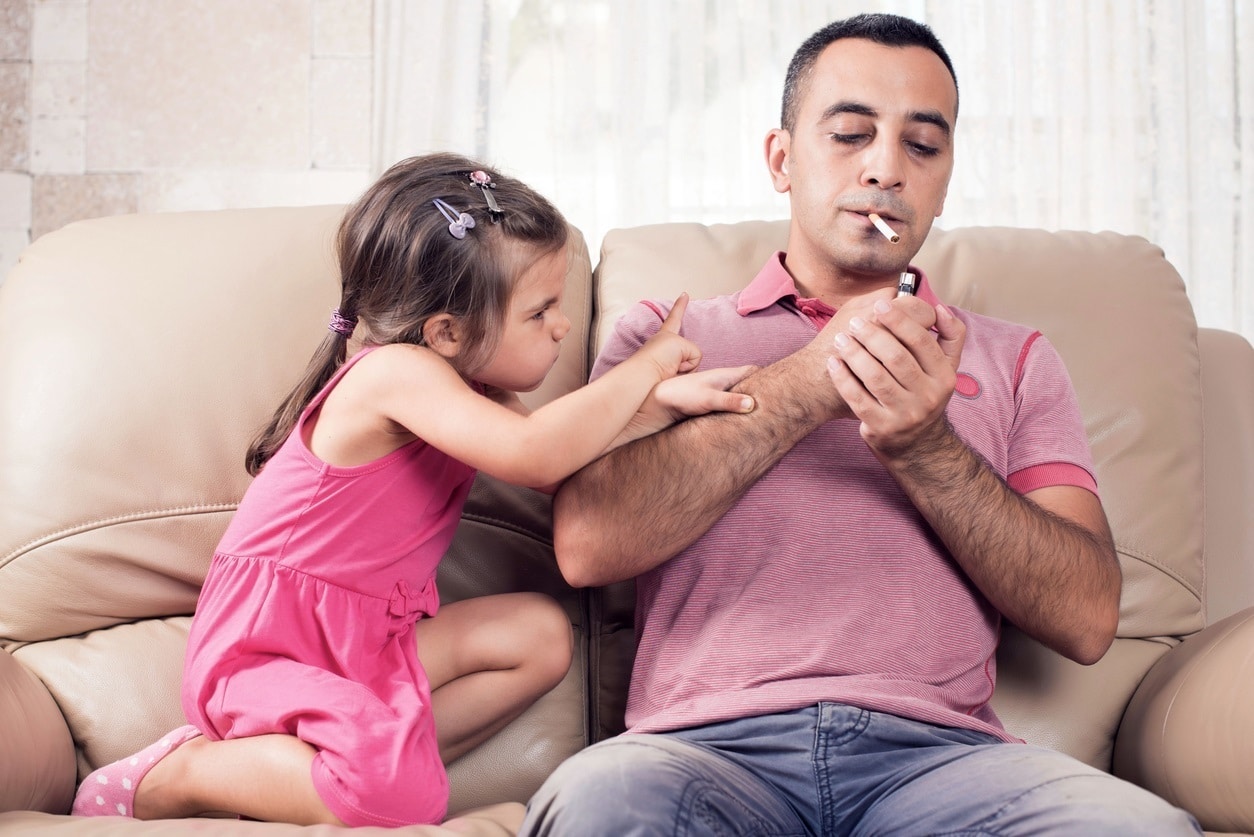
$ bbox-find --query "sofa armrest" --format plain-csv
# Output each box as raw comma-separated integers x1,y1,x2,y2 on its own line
1199,327,1254,625
1113,607,1254,833
0,647,77,814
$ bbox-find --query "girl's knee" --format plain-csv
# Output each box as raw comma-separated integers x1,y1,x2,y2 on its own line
505,592,573,686
314,745,448,827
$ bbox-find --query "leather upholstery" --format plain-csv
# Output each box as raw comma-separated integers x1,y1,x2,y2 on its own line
1,209,1250,835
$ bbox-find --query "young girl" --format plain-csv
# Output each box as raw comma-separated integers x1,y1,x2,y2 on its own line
72,153,756,828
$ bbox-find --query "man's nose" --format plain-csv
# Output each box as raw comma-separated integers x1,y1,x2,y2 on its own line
861,136,905,189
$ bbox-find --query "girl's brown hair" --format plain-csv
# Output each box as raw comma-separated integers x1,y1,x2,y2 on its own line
245,152,568,475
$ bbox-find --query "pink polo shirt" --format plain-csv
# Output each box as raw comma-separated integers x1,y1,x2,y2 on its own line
592,252,1097,741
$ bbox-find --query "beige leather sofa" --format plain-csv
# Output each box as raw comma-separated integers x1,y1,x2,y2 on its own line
1,206,1252,836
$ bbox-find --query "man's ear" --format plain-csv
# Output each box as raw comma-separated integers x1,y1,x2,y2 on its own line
422,314,463,359
765,128,792,194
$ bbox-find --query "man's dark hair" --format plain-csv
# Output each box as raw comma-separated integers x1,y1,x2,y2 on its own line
781,13,959,132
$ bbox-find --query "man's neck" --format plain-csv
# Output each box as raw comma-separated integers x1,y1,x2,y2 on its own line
783,252,900,310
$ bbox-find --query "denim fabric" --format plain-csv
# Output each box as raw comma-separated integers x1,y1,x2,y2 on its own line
520,703,1201,836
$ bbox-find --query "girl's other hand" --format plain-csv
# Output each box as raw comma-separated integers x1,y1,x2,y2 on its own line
640,293,703,376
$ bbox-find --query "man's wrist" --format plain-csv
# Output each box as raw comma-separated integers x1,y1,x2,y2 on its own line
734,354,845,431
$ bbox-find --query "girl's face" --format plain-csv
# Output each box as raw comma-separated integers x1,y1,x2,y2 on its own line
474,247,572,392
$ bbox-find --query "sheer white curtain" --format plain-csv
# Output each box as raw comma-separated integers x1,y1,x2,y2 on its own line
374,0,1253,339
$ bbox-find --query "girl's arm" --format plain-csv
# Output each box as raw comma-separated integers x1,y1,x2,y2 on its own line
369,299,701,489
519,366,759,494
481,385,530,416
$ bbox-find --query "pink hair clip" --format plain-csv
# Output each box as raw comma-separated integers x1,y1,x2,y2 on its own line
468,170,504,221
432,198,476,239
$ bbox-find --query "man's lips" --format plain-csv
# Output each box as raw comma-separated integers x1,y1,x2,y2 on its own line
851,209,900,223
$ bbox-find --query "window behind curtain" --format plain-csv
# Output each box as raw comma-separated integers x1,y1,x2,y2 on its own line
374,0,1252,340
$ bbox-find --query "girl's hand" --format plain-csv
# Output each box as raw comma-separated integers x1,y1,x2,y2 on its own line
638,293,703,377
652,366,757,421
618,365,758,444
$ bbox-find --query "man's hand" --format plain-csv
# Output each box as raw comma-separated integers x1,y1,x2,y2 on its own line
785,289,943,427
826,297,966,455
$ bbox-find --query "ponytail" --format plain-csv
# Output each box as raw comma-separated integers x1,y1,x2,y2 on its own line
244,329,349,475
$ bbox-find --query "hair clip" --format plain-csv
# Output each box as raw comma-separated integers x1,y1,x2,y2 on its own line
468,170,504,221
328,308,357,337
432,198,476,239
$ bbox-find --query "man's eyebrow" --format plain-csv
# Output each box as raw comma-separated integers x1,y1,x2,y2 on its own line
818,101,952,139
820,101,877,121
910,109,952,138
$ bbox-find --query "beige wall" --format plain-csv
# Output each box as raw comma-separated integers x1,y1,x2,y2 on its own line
0,0,375,284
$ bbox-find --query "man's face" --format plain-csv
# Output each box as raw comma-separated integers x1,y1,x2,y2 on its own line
770,38,957,282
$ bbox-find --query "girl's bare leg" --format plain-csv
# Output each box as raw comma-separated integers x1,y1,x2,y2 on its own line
416,592,573,762
133,733,343,825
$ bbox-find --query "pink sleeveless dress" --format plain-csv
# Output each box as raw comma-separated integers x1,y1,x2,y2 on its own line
182,347,476,827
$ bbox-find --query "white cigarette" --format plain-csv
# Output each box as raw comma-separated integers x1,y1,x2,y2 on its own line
868,212,900,243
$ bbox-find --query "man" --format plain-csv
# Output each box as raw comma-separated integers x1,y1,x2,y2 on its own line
521,13,1200,835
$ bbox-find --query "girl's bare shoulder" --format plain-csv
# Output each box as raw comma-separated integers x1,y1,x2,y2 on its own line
353,342,456,382
347,343,479,415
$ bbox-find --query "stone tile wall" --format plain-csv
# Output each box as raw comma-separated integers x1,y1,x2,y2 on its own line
0,0,32,281
0,0,374,285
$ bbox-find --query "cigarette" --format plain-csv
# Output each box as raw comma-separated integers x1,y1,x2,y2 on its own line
897,271,917,298
868,212,900,243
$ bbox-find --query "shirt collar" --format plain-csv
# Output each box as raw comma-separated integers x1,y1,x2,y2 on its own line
736,251,941,315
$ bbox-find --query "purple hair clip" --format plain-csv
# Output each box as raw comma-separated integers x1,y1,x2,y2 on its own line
468,170,504,221
432,198,476,239
328,308,357,337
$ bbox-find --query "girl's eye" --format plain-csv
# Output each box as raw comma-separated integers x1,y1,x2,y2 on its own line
532,308,547,321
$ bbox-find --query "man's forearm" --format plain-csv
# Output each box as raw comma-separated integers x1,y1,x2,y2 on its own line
553,352,835,588
884,420,1121,664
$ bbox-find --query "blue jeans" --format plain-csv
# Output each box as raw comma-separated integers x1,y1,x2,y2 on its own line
520,703,1201,836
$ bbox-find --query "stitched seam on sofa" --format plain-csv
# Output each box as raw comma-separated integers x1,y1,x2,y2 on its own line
459,512,553,546
586,585,602,743
1116,544,1202,601
2,504,239,564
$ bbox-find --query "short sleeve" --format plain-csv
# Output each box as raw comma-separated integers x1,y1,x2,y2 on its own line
1007,334,1098,495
